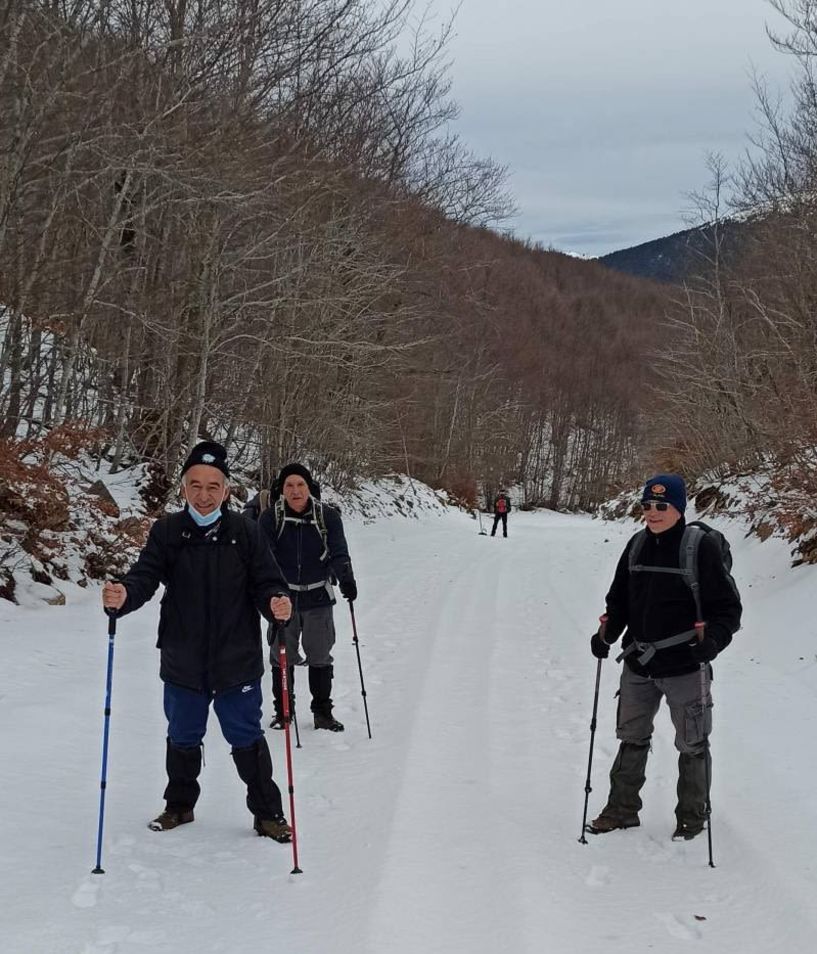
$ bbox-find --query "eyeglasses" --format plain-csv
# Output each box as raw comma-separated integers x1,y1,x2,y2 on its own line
642,501,669,512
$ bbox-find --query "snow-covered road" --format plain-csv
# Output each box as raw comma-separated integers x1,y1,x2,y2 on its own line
2,507,817,953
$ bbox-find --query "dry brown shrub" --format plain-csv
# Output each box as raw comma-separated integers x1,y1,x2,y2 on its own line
42,424,106,461
441,473,478,509
0,440,69,531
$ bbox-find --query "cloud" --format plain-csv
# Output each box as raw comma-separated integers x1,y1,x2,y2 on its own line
437,0,795,255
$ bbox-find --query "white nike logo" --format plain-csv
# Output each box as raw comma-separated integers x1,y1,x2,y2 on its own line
241,685,252,693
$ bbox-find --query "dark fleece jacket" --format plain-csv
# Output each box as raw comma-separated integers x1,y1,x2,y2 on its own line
604,518,742,678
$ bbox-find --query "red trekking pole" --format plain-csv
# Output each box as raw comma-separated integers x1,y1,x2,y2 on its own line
278,642,302,874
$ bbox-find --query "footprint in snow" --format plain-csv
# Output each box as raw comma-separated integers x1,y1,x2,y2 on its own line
585,865,611,887
654,912,702,940
109,834,136,855
126,862,161,887
71,878,100,909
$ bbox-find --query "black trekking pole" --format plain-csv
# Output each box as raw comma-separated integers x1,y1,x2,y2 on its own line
695,621,716,868
348,602,372,739
292,707,301,749
579,614,607,844
278,641,302,874
92,609,117,874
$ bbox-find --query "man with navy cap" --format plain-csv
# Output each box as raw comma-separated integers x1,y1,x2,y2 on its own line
102,441,295,841
586,473,742,840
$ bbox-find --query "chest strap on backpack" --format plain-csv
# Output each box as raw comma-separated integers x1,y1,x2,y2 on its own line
273,497,330,562
616,629,699,665
628,526,705,621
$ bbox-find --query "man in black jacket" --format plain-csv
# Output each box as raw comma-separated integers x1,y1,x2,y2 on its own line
491,490,511,537
587,474,742,840
101,441,294,841
250,463,357,732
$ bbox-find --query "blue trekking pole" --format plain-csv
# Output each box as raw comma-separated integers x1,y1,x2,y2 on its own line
92,610,117,875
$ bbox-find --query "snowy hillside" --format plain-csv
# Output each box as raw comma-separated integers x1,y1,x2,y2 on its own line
2,504,816,953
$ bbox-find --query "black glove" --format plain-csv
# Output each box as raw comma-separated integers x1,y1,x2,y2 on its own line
339,578,357,602
690,635,719,663
590,632,610,659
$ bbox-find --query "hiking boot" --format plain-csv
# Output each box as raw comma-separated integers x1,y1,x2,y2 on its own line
148,808,194,832
269,712,294,730
254,814,293,843
672,821,704,841
314,711,345,732
586,813,640,835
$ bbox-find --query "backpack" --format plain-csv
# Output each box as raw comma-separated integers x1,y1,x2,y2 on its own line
256,489,331,563
496,497,507,514
628,520,734,621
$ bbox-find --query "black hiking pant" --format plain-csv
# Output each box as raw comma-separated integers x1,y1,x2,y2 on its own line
491,513,508,537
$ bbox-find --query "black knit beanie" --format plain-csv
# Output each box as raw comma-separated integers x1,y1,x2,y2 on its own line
180,441,230,479
274,462,315,496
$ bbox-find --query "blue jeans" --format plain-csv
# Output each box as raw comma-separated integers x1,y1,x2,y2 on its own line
163,680,264,749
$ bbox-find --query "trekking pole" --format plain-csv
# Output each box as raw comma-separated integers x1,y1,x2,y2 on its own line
579,614,607,844
695,621,716,868
285,656,300,748
348,602,372,739
278,641,302,874
92,609,117,874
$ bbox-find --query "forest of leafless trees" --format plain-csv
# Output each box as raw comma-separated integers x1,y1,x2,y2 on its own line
646,1,817,502
0,0,667,511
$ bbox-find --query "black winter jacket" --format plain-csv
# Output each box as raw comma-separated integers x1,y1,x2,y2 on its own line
253,497,354,611
117,508,289,693
604,518,742,678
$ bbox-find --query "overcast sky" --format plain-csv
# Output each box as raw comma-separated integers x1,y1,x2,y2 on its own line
433,0,796,257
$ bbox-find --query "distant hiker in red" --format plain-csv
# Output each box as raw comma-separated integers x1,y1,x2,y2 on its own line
491,491,511,537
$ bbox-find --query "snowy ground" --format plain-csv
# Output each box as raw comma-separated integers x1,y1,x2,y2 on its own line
2,506,817,954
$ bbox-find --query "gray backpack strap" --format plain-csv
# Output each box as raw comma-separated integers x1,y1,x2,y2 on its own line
679,525,704,621
313,502,330,562
616,629,699,665
274,496,286,541
274,497,329,561
629,528,687,579
259,488,271,513
627,530,647,573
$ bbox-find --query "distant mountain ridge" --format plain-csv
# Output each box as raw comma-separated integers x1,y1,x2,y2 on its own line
598,217,751,284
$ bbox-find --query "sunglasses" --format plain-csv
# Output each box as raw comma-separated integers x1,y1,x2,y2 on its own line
642,501,669,512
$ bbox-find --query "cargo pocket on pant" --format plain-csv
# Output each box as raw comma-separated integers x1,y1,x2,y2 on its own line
683,700,713,746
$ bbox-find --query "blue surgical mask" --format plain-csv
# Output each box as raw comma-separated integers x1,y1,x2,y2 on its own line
187,502,223,527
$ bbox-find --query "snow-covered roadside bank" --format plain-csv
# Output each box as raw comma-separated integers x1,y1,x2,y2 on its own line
2,505,816,954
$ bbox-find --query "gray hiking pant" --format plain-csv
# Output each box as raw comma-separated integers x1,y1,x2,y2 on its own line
270,606,336,669
616,664,712,755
